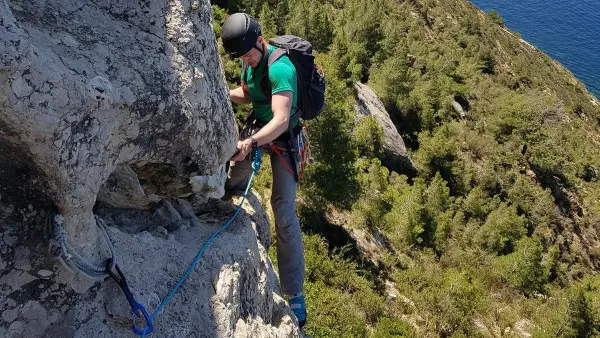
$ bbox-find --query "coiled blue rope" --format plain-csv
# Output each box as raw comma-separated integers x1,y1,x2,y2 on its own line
138,146,262,337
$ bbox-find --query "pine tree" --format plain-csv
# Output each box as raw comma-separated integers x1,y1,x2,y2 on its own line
258,4,277,40
231,0,266,17
304,2,332,52
285,0,308,38
564,289,597,338
273,0,289,35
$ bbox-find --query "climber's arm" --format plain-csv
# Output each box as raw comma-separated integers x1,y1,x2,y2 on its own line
247,91,291,146
230,91,292,161
230,84,251,105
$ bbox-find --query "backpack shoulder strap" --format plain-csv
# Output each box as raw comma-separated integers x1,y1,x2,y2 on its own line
256,48,289,103
242,63,248,83
267,48,287,67
257,49,285,100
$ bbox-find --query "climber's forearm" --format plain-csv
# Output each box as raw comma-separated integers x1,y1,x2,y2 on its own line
248,91,292,146
230,86,251,105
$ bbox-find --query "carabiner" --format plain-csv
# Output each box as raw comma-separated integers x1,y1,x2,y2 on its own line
131,303,153,335
106,259,153,335
251,142,262,172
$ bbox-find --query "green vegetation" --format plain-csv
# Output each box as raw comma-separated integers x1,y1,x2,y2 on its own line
213,0,600,336
487,10,504,26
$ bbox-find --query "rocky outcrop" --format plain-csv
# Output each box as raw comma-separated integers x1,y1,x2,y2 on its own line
1,0,301,336
0,193,300,337
0,0,236,268
354,82,416,175
452,94,470,118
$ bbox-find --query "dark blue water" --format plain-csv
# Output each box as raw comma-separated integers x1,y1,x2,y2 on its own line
470,0,600,98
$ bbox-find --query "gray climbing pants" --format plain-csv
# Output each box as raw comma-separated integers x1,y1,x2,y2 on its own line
225,140,305,296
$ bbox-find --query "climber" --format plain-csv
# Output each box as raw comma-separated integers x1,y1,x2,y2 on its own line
221,12,307,328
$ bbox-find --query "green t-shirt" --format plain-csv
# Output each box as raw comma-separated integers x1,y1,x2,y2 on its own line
241,45,298,125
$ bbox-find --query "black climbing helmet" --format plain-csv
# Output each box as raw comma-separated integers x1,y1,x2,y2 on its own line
221,13,262,58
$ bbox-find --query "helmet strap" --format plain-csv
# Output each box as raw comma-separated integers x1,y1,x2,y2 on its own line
252,43,265,57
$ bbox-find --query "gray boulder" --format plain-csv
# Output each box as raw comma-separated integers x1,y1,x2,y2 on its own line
354,82,416,175
452,100,467,118
0,0,236,266
0,0,301,336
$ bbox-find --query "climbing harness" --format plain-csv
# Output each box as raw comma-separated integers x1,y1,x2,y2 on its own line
270,124,313,180
49,214,117,279
241,108,313,182
270,143,296,176
133,144,263,337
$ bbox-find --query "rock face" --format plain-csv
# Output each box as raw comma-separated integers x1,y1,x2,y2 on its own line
1,0,300,337
354,82,416,175
0,194,300,337
0,0,236,266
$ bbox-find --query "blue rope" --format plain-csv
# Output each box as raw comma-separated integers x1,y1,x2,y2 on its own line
138,146,262,337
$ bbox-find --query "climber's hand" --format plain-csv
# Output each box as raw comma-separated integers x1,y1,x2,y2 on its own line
231,139,252,162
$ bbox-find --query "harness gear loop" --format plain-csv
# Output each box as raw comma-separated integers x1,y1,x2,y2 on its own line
106,258,153,335
298,124,313,177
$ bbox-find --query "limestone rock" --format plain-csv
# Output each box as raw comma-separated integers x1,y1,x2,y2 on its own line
190,164,228,203
0,193,300,337
0,0,237,266
452,95,470,118
233,191,272,250
97,165,158,210
452,100,467,118
354,82,416,175
0,0,300,336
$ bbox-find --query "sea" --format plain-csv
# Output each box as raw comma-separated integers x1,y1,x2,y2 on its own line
469,0,600,99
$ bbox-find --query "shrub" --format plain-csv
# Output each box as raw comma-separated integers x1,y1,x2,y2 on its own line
507,175,557,233
413,126,459,189
477,202,527,254
302,234,391,337
563,288,598,338
531,279,600,338
305,281,368,338
300,74,359,208
394,253,487,337
354,115,384,158
371,317,414,338
461,187,500,221
486,10,504,26
494,236,549,295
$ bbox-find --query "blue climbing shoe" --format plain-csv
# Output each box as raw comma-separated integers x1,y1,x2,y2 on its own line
289,295,307,328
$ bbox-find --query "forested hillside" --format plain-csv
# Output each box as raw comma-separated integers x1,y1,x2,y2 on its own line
213,0,600,336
